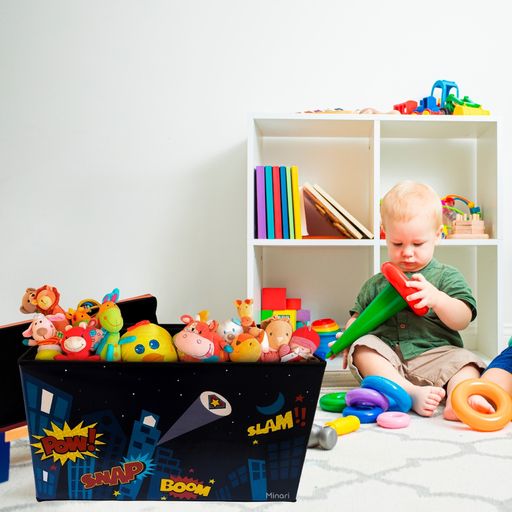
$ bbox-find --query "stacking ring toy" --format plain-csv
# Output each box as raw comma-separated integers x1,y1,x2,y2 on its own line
319,392,347,412
362,375,412,413
346,388,389,411
376,411,411,429
325,415,360,435
343,405,384,423
451,378,512,432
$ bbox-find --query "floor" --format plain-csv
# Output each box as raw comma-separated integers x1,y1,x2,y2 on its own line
2,389,512,512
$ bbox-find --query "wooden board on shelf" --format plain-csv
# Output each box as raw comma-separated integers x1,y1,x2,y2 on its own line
303,182,362,239
313,184,373,239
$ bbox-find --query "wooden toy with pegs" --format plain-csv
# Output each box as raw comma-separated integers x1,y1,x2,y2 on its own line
448,213,488,239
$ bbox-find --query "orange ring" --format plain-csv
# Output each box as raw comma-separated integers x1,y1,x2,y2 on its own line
451,379,512,432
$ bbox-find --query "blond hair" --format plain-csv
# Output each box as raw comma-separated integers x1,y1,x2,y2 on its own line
381,181,442,230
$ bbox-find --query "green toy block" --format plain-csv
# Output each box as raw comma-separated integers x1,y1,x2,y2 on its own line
260,310,273,323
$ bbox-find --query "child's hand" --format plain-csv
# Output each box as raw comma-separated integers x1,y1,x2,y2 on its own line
328,336,349,369
405,273,441,310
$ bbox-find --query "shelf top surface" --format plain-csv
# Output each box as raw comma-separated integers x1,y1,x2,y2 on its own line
250,238,499,247
251,113,498,139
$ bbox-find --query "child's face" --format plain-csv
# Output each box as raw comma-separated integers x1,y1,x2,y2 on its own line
384,215,442,273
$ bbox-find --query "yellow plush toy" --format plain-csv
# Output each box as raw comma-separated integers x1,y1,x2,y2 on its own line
229,333,262,362
119,321,178,362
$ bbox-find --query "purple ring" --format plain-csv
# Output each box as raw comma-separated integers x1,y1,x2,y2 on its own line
346,388,389,411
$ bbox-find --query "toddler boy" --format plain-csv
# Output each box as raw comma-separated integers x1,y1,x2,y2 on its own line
340,181,489,418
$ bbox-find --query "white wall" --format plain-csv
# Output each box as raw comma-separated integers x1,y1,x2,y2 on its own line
1,0,510,330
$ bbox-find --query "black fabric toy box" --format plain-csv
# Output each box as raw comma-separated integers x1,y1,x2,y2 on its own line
16,295,326,502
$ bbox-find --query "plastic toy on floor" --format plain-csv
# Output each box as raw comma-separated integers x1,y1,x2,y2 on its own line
307,424,338,450
451,378,512,432
324,415,360,436
319,391,347,412
376,412,411,429
342,376,412,424
326,262,429,358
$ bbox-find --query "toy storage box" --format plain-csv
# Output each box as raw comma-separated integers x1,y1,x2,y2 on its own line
18,320,325,502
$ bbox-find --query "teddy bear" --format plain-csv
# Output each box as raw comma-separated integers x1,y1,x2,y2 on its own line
259,316,292,363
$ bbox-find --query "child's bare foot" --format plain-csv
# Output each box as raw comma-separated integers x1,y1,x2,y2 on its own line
444,394,495,421
409,385,446,416
468,394,495,414
443,402,458,421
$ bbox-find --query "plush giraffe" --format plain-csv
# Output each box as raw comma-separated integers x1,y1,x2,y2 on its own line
234,298,255,330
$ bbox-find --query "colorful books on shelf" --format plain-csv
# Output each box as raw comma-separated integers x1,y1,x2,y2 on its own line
254,167,373,240
254,165,302,239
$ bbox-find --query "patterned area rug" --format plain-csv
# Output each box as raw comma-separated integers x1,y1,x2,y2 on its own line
2,391,511,512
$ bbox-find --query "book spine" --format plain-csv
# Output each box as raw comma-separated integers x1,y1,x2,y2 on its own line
255,166,266,239
280,166,289,239
286,167,295,239
290,165,302,239
264,166,275,239
272,166,283,239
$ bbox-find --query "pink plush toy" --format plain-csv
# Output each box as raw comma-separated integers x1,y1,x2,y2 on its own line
22,313,65,360
280,326,320,362
174,315,232,362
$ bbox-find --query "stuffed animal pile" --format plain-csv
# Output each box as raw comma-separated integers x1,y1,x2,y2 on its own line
20,288,320,364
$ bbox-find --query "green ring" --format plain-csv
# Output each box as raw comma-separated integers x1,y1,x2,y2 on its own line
319,391,347,412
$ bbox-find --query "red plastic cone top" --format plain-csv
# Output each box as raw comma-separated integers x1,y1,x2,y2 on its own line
326,263,429,358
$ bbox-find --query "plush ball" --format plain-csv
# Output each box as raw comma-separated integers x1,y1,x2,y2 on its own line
120,321,178,362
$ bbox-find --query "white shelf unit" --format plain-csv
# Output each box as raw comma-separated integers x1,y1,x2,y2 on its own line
247,114,502,367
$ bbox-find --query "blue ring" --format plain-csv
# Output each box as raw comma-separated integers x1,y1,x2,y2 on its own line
361,376,412,413
342,405,383,423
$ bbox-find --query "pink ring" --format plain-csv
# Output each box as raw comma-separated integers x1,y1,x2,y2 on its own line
376,411,410,429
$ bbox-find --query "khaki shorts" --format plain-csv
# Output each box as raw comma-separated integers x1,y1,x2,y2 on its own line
347,335,486,388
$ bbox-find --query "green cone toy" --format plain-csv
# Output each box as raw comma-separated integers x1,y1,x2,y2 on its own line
326,263,428,359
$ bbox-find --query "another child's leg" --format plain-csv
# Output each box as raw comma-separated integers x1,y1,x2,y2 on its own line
352,345,445,417
481,368,512,395
443,363,492,420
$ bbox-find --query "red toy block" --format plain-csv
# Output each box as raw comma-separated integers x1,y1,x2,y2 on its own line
261,288,287,310
286,298,302,310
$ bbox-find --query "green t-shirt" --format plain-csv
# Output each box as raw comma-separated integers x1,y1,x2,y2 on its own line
350,258,477,360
